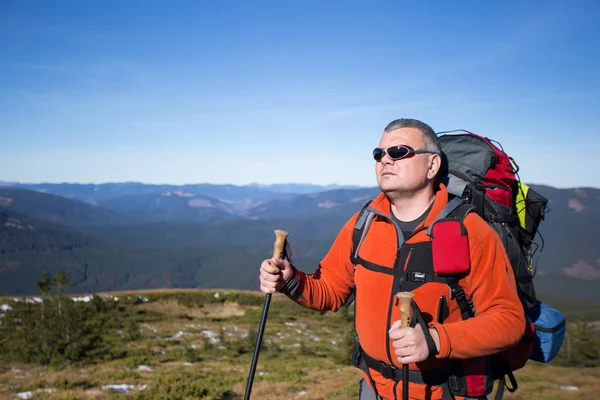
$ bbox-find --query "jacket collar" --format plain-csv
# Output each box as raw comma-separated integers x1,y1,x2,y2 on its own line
368,182,450,229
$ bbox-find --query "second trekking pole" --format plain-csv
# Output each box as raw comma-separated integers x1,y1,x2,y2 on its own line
396,292,415,400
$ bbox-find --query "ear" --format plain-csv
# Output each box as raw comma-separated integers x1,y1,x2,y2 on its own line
427,153,442,179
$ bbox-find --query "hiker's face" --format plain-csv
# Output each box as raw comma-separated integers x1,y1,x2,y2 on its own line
375,128,439,194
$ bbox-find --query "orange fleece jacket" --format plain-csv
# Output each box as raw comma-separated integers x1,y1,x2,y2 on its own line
284,184,525,400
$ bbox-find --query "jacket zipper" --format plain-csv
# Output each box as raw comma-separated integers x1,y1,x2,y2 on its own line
359,208,407,368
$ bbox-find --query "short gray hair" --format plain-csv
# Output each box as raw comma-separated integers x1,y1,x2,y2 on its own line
383,118,441,154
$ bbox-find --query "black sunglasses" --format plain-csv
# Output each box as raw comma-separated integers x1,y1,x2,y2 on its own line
373,145,438,162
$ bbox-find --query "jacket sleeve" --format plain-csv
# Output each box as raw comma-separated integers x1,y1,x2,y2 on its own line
429,215,526,359
282,214,358,312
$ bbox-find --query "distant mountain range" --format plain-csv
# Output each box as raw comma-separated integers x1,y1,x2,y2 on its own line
0,181,599,304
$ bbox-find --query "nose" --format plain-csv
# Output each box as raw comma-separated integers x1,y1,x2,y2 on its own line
380,150,394,165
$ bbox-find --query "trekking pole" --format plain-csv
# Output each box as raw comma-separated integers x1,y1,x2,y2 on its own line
397,292,415,400
244,229,289,400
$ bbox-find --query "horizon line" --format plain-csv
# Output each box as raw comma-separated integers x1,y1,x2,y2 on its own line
1,179,598,191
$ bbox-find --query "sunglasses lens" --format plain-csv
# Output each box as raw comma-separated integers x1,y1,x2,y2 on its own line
387,146,409,160
373,148,384,161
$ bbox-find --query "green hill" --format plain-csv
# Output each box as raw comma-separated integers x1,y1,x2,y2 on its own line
0,188,138,226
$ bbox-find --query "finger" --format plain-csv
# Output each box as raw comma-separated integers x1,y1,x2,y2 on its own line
389,320,402,331
260,270,281,283
260,283,276,294
259,278,277,290
261,261,281,275
268,258,286,268
388,327,408,341
394,346,412,358
397,354,418,365
392,337,411,349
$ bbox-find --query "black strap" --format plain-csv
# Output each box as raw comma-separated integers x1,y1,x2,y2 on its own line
471,187,485,218
409,301,439,356
351,257,396,275
488,214,517,224
494,375,505,400
353,337,382,398
447,202,477,222
353,343,450,386
405,271,448,284
446,277,475,320
441,382,456,400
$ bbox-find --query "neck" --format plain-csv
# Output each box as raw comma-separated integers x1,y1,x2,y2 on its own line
389,186,436,221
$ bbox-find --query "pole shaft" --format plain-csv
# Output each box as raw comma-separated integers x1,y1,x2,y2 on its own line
244,293,272,400
403,365,409,400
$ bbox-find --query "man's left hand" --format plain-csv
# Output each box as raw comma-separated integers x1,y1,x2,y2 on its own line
388,321,440,364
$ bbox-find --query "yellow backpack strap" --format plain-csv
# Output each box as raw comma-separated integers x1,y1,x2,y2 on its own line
515,182,530,230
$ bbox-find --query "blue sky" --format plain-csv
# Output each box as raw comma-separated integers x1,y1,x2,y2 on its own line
1,0,599,188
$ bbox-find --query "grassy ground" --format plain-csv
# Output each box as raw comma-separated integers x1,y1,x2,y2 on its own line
0,289,597,399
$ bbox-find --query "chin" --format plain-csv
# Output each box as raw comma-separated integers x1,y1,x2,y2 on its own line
378,182,399,193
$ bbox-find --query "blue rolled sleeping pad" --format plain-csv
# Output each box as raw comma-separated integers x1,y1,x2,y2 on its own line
527,300,566,363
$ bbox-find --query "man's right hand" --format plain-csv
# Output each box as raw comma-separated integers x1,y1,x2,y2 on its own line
259,258,294,294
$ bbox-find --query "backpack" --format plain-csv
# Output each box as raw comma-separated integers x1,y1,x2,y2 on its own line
348,130,566,399
436,130,566,394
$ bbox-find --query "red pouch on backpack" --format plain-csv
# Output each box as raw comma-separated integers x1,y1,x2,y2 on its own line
431,219,470,275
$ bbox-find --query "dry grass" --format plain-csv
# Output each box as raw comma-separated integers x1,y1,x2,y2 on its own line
136,299,246,319
1,289,598,399
504,364,600,399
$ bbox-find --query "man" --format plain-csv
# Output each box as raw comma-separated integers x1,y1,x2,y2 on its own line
259,118,525,400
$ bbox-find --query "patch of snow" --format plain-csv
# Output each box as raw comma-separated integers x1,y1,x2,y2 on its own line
138,295,148,302
166,331,186,340
102,384,147,393
258,372,268,376
201,329,220,343
14,389,53,399
214,292,220,299
12,298,20,302
25,297,42,304
136,365,152,371
560,386,579,391
1,304,11,311
284,322,296,326
142,323,157,334
183,362,194,366
72,296,93,302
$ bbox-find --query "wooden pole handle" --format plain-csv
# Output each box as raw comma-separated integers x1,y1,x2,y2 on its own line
396,292,415,328
271,230,289,261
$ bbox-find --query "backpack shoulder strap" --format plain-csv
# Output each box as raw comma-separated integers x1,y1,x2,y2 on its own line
344,200,374,308
426,196,473,236
351,200,375,261
430,198,477,320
